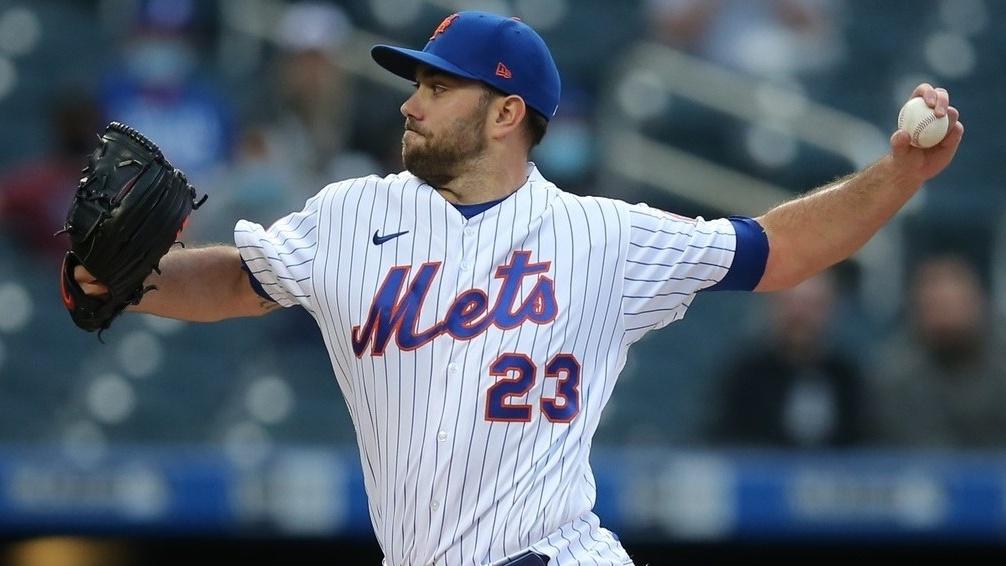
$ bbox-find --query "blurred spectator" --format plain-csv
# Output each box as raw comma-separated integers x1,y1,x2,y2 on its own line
265,1,368,186
711,271,864,448
865,255,1006,448
532,89,597,196
0,90,100,260
190,125,301,243
99,0,233,181
645,0,844,79
195,3,378,242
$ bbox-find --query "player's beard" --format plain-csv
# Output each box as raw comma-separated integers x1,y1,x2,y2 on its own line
402,102,489,187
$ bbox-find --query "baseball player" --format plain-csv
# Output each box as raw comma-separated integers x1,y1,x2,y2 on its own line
71,11,963,566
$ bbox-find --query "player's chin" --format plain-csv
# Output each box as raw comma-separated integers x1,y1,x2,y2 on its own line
402,138,428,159
402,132,423,153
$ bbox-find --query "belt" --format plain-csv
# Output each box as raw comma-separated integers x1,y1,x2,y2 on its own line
499,551,550,566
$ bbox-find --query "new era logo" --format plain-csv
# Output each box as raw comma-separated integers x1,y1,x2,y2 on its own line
495,62,512,79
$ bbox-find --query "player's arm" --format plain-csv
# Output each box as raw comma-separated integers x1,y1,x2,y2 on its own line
75,246,277,322
753,84,964,292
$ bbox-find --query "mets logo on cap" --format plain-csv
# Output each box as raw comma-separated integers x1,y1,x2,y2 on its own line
371,11,562,120
430,13,459,40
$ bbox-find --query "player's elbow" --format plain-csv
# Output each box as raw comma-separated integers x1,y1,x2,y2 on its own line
753,234,817,292
227,273,281,319
755,264,806,292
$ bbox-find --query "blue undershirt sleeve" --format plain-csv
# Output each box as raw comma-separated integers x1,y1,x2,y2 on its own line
241,258,277,302
704,216,769,292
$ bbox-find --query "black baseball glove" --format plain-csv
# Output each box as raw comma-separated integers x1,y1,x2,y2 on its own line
56,121,206,335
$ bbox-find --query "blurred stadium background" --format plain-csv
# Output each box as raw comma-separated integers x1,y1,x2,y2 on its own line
1,0,1006,564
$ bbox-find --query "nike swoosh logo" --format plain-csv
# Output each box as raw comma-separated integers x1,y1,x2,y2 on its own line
373,230,409,245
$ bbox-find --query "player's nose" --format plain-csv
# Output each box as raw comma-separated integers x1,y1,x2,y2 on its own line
400,91,421,120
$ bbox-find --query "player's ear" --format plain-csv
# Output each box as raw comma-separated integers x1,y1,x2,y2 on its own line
490,95,527,138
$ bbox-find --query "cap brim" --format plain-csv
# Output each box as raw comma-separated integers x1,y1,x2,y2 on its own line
371,45,480,82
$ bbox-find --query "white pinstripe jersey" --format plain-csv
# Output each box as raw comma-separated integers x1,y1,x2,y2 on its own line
235,164,738,566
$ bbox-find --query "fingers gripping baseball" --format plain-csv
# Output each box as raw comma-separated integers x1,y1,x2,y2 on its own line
890,83,964,182
911,83,950,117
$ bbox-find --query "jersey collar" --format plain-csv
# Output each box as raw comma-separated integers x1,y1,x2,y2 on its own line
406,162,556,225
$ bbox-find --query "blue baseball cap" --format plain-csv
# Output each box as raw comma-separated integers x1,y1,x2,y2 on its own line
371,11,561,120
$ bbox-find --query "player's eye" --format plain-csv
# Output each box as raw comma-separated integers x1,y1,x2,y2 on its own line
431,84,447,95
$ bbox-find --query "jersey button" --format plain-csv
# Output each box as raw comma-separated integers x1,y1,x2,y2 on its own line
437,430,448,442
431,500,440,511
460,261,471,271
447,363,458,374
464,227,474,237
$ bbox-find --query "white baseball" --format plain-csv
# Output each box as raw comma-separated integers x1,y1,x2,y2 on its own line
897,96,949,149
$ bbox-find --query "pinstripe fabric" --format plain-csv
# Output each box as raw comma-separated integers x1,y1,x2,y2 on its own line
234,166,737,566
621,208,735,344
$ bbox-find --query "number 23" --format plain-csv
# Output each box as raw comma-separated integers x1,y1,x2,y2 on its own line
485,353,580,423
